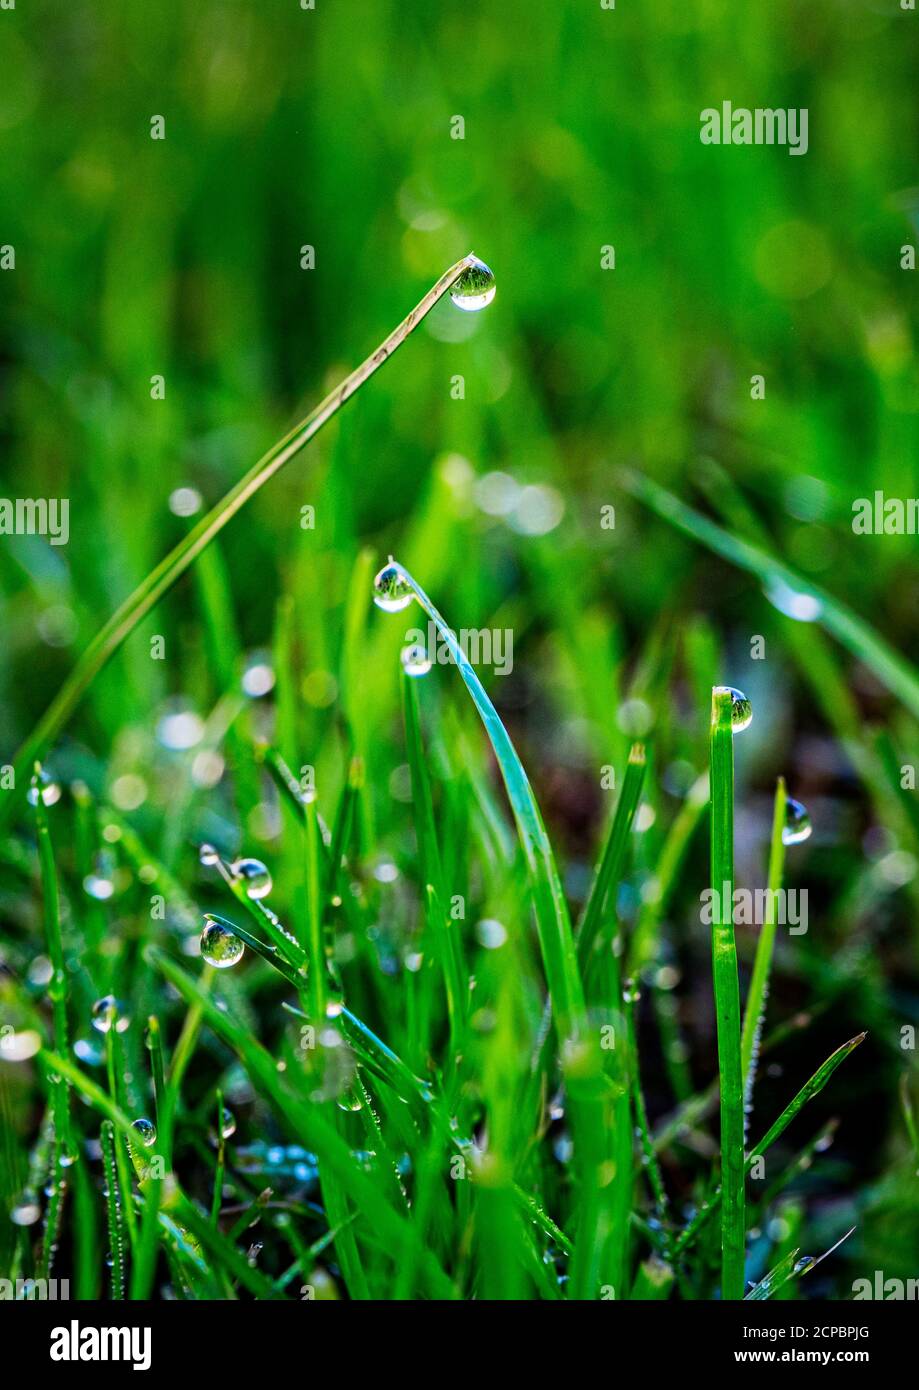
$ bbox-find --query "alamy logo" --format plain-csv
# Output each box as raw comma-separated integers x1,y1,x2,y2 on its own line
701,883,808,934
0,497,69,545
50,1320,151,1371
404,621,514,676
852,1271,919,1300
852,492,919,535
700,102,808,156
0,1276,69,1299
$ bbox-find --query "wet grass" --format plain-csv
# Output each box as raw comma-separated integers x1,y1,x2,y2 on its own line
1,0,918,1304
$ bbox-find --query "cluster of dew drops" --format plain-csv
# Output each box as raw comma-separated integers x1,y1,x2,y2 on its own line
13,261,503,1237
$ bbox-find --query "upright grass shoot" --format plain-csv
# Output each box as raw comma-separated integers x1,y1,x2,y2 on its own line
709,687,745,1300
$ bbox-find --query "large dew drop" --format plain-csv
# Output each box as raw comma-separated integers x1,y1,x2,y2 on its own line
400,643,432,677
131,1117,157,1148
230,857,273,900
714,685,752,733
200,916,245,968
782,796,812,846
373,560,414,613
450,256,496,312
91,996,131,1034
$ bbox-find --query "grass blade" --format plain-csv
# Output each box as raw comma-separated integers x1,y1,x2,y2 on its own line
100,1121,127,1300
577,743,645,976
740,777,787,1107
622,470,919,721
3,256,487,827
710,687,745,1300
388,561,586,1043
672,1033,866,1256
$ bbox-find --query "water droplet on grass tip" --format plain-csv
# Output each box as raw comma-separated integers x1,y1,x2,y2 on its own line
91,996,131,1034
782,797,812,846
373,560,414,613
132,1117,157,1148
714,685,752,733
401,643,432,677
200,917,245,968
450,256,496,312
219,1106,236,1139
27,771,61,807
230,857,273,900
199,843,220,866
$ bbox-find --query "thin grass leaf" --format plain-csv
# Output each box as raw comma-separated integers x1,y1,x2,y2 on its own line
2,256,487,830
672,1033,866,1256
710,687,745,1300
745,1225,855,1300
100,1121,127,1300
387,561,585,1042
750,1033,867,1161
740,776,787,1108
403,668,466,1043
577,742,646,975
627,770,709,974
32,768,72,1278
622,470,919,721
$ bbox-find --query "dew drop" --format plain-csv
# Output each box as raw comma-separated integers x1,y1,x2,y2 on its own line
450,256,496,312
219,1106,236,1140
199,843,220,867
782,796,812,846
230,857,273,900
714,685,752,733
400,643,432,677
91,996,131,1034
84,852,116,901
372,559,414,613
27,770,61,807
131,1117,157,1148
200,917,245,969
794,1255,816,1275
11,1195,41,1227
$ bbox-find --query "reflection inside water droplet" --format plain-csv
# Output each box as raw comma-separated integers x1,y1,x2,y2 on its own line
131,1117,157,1148
449,256,496,312
91,996,131,1034
373,560,414,613
400,643,432,677
230,857,273,900
714,685,752,733
782,796,812,846
200,917,245,968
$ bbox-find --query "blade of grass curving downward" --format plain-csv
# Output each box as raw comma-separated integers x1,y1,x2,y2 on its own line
386,563,631,1297
622,470,919,721
390,562,586,1043
740,777,787,1108
710,687,745,1300
1,256,489,828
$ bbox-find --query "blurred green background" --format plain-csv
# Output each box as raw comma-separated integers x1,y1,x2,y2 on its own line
0,0,917,1297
